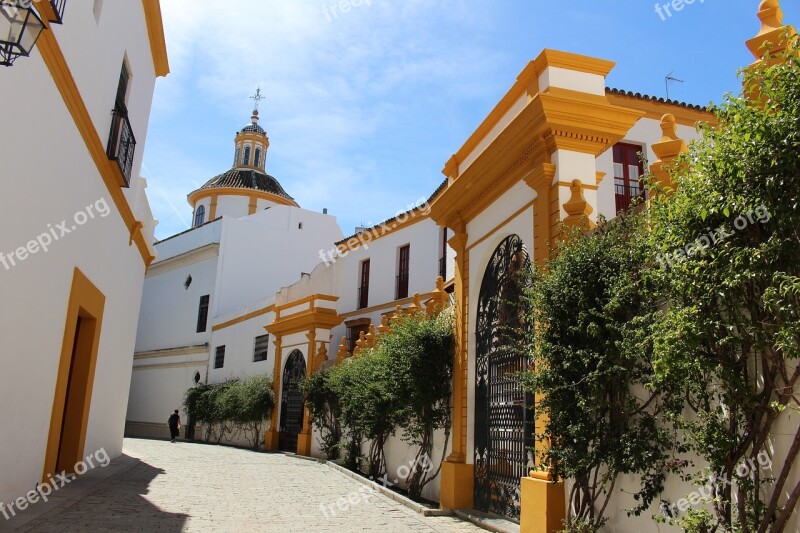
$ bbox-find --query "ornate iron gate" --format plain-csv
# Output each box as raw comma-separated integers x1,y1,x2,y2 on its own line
474,235,534,521
279,350,306,453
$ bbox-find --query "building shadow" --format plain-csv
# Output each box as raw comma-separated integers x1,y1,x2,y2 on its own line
1,455,188,532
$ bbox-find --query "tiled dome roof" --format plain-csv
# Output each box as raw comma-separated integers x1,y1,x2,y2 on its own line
194,169,294,202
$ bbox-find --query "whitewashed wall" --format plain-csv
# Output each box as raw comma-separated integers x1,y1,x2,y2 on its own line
0,0,159,505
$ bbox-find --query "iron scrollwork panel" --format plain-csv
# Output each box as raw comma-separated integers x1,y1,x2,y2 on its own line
474,235,534,521
279,350,306,452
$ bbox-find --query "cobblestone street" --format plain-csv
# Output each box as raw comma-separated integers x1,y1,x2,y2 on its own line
2,439,485,532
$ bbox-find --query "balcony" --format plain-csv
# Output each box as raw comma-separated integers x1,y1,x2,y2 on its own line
37,0,67,24
106,107,136,187
357,286,369,310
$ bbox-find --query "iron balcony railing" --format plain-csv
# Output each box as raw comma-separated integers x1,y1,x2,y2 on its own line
357,286,369,310
46,0,67,24
396,273,409,300
107,107,136,187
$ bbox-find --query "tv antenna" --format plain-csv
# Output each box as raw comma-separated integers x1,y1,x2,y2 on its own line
665,72,684,100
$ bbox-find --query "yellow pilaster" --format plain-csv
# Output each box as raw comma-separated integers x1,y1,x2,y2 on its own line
439,228,473,509
265,333,282,450
520,472,566,533
296,332,316,456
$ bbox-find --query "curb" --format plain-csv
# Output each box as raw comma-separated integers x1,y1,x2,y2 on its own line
323,460,453,517
453,509,520,533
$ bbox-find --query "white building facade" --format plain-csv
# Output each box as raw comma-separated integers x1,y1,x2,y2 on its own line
0,0,167,507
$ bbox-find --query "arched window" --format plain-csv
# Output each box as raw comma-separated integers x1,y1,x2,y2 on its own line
234,146,241,166
254,147,262,168
243,146,251,166
194,205,205,227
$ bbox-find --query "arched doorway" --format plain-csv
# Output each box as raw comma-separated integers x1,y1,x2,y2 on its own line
279,350,306,452
474,234,534,521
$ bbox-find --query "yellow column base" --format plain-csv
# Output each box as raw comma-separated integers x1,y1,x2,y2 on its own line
439,461,474,509
296,431,312,456
265,429,279,451
520,472,566,533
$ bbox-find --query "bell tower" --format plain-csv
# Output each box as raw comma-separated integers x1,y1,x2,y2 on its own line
232,87,270,172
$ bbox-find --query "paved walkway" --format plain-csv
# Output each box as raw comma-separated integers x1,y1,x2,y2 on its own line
2,438,485,532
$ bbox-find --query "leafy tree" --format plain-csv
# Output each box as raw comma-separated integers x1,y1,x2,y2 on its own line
520,213,676,531
301,369,342,460
375,310,454,498
647,37,800,532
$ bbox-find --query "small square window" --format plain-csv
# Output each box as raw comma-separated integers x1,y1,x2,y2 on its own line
214,346,226,369
253,334,269,363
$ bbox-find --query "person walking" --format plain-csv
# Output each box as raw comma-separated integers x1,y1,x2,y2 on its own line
168,409,181,443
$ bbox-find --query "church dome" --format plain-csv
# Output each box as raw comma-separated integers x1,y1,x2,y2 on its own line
193,168,295,203
240,120,266,135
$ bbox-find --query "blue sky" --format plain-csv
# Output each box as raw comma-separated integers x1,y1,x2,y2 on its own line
142,0,799,240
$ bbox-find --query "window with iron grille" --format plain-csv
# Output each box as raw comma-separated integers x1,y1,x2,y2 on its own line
214,346,225,369
396,245,410,299
613,143,646,213
106,62,136,186
253,334,269,363
358,259,370,309
196,295,210,333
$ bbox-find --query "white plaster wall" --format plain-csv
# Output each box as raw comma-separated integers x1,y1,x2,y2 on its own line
54,0,157,201
213,194,251,220
154,218,222,260
336,217,443,314
538,66,606,96
135,254,219,353
0,1,158,503
207,307,276,384
126,350,209,431
214,207,343,317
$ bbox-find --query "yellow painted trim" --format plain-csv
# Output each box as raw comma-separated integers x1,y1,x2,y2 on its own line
141,0,170,77
336,211,430,254
338,292,433,319
248,194,257,215
43,268,106,481
267,308,343,337
212,304,275,332
533,48,616,77
448,60,540,174
605,91,716,127
447,49,614,174
466,199,536,253
274,294,339,314
188,187,298,209
36,30,155,268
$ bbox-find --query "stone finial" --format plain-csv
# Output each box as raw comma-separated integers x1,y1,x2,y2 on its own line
407,293,423,314
650,114,688,194
746,0,795,62
427,276,449,316
392,305,404,322
336,336,349,365
563,180,595,229
365,324,377,348
354,330,367,356
378,314,391,334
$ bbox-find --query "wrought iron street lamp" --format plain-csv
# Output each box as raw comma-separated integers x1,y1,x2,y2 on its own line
0,3,45,67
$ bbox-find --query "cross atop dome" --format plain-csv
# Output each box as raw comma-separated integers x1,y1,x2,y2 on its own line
250,87,265,112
